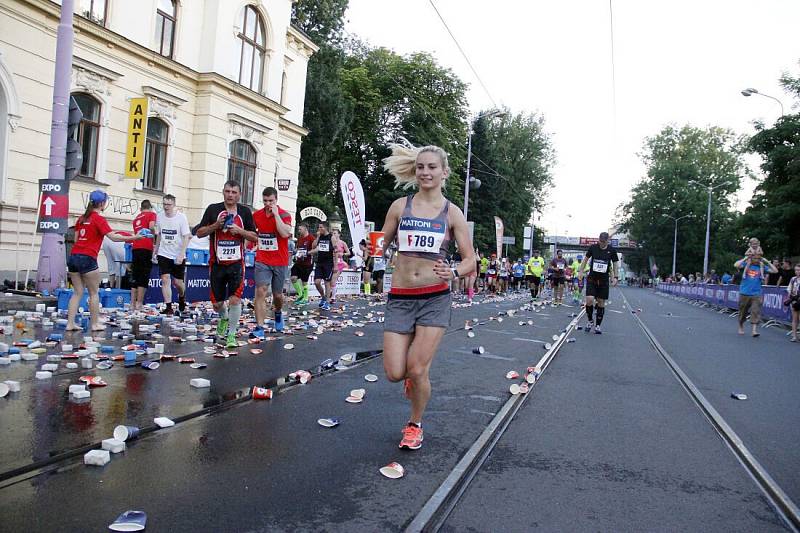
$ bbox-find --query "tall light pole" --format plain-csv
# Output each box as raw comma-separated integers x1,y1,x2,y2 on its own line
689,178,736,276
36,0,75,292
463,109,506,221
663,213,693,277
741,88,785,116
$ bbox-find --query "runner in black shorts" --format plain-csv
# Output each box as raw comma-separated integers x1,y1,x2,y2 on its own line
311,222,335,311
577,232,619,334
195,181,257,348
290,223,315,305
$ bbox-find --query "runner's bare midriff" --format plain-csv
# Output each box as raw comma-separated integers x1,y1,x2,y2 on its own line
392,254,444,288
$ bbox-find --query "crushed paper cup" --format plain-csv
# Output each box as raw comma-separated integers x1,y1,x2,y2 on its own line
345,396,363,404
354,331,365,337
364,374,378,382
190,378,211,388
113,425,141,441
467,331,475,338
519,383,530,394
178,357,195,364
252,386,273,400
283,343,295,350
190,363,207,369
505,371,520,380
544,343,552,350
317,418,340,428
509,383,521,395
473,346,485,354
154,417,175,428
525,373,536,384
0,382,9,398
109,510,147,532
84,449,110,466
379,462,405,479
250,349,263,355
731,393,748,400
552,334,560,341
350,388,366,399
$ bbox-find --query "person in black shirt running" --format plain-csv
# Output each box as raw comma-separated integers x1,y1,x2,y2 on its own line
577,232,619,334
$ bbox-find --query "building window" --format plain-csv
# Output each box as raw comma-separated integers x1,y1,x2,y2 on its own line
228,140,257,206
237,5,266,93
77,0,108,26
71,93,101,179
155,0,176,58
143,118,168,191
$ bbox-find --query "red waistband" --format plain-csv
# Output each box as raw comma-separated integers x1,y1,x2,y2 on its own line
389,283,450,296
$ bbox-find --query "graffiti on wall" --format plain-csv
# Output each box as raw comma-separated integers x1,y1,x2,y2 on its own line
79,192,164,216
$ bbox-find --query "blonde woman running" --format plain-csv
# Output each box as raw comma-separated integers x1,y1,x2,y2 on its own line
379,141,475,450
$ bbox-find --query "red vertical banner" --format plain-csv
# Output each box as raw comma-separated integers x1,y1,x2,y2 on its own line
494,216,504,259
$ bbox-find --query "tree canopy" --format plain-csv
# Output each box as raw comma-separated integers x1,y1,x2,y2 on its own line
291,0,554,254
740,64,800,257
617,125,749,276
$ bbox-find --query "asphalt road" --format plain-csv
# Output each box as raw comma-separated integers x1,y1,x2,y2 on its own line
0,288,796,531
443,287,791,532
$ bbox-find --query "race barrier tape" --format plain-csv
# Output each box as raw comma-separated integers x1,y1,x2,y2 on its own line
656,282,792,323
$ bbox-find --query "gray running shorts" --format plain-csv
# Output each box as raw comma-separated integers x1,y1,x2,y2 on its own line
384,290,452,334
255,262,288,294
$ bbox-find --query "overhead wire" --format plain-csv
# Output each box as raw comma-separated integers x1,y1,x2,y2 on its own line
428,0,499,109
340,27,510,182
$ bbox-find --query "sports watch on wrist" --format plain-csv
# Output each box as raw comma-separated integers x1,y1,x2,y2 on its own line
451,267,458,280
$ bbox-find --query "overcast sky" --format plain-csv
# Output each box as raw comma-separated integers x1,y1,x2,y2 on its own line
344,0,800,239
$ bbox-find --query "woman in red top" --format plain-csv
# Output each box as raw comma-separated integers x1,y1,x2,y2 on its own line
66,190,142,331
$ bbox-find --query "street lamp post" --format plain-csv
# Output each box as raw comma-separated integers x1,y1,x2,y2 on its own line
689,178,735,276
463,109,506,221
741,88,785,116
663,213,693,277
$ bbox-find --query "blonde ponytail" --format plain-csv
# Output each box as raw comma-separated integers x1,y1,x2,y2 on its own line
383,138,450,190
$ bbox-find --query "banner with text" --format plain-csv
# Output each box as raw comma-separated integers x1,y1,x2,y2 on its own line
494,216,504,258
656,282,791,323
124,98,149,179
340,171,366,249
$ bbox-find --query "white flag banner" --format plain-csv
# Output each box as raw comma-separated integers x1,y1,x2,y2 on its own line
340,171,366,249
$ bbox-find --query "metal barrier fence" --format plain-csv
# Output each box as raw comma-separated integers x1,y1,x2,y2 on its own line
656,282,791,324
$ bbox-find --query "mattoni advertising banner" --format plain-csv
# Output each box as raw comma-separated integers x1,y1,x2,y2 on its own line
656,282,791,323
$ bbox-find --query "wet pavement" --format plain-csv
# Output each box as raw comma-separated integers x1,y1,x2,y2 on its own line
0,288,797,531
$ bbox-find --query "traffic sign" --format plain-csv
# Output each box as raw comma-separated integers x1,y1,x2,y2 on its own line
37,179,70,234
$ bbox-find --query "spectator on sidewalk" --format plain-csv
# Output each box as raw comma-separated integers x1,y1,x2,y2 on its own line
766,259,781,286
721,271,733,285
778,259,793,287
734,251,778,337
785,264,800,342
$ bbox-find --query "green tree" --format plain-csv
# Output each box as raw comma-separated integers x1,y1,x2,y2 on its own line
740,64,800,258
618,125,750,277
468,111,555,258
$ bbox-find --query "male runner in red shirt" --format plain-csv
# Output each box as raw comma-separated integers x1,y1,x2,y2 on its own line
130,200,156,310
252,187,292,333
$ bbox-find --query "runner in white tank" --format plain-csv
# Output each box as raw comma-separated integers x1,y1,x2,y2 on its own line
379,141,475,451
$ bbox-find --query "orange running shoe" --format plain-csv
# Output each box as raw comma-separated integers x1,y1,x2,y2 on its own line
399,424,423,450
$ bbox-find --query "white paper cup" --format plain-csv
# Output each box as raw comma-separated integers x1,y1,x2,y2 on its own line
0,383,9,398
509,383,521,395
350,388,366,399
345,396,363,404
364,374,378,382
379,462,405,479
